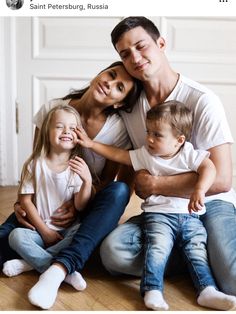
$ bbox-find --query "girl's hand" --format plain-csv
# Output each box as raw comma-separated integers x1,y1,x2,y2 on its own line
69,157,92,183
188,189,205,213
75,127,93,148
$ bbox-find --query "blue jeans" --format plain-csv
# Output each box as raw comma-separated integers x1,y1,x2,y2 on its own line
52,181,130,274
100,200,236,296
1,181,130,275
141,213,216,296
8,221,81,273
0,212,21,267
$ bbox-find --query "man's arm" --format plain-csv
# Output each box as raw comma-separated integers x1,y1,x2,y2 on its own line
135,143,232,199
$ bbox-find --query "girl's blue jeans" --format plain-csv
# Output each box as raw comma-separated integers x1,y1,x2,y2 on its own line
0,181,130,274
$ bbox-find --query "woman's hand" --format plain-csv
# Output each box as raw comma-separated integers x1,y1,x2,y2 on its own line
14,202,36,230
75,127,93,148
50,199,77,228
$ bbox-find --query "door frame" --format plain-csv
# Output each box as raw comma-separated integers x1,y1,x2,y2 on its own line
0,17,18,185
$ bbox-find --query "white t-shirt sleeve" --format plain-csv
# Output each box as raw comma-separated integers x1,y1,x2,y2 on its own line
183,142,210,172
129,147,148,171
19,162,35,194
191,93,233,150
108,114,132,149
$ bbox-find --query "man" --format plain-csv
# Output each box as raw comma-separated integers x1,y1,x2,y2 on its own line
100,16,236,296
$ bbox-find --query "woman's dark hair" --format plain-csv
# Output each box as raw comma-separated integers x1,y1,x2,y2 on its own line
111,16,160,49
63,61,142,115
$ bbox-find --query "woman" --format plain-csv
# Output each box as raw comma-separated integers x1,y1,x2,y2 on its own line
0,61,142,309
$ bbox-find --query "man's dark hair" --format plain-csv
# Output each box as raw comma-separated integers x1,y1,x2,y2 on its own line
111,16,161,49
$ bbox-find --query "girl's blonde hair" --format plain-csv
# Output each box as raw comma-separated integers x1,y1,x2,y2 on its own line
18,105,82,194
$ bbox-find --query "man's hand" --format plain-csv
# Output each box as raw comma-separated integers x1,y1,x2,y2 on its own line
134,169,157,199
51,200,77,228
14,202,35,230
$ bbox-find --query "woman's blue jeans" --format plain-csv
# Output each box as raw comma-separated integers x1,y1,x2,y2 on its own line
0,181,130,274
52,181,130,274
0,212,21,267
141,212,216,296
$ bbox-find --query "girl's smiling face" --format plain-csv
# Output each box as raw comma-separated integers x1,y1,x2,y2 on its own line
49,109,78,153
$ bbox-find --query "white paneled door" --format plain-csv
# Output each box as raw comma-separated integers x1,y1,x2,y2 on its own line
15,17,121,178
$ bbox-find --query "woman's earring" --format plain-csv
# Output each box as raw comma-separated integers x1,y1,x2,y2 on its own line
114,103,123,109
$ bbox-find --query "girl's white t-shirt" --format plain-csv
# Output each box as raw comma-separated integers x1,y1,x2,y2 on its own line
20,158,82,231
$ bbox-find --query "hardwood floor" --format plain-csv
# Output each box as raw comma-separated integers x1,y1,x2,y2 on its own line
0,186,209,311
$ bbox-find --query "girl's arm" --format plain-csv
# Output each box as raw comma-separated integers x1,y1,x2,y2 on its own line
69,157,93,210
76,127,132,166
19,194,62,246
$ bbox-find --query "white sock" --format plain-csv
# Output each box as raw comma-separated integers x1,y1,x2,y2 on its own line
197,286,236,310
28,265,66,310
64,271,87,291
3,259,33,277
144,290,169,310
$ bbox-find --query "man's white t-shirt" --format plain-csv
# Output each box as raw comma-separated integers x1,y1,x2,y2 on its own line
129,142,209,214
33,99,131,183
20,158,82,231
121,74,236,206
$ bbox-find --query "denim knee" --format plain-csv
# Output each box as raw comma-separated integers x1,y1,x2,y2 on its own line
8,228,24,250
110,181,130,202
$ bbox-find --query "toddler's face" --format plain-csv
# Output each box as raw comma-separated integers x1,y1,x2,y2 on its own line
145,119,180,159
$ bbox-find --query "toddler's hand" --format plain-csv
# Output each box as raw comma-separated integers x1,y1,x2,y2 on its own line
188,189,205,213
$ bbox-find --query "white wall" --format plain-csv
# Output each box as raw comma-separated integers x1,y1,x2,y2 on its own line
1,16,236,188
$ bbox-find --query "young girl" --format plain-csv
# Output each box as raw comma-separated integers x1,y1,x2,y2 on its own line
76,100,236,311
3,104,92,291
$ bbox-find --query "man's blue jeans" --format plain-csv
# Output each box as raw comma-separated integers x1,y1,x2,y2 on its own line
141,212,216,296
0,181,130,274
100,200,236,296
